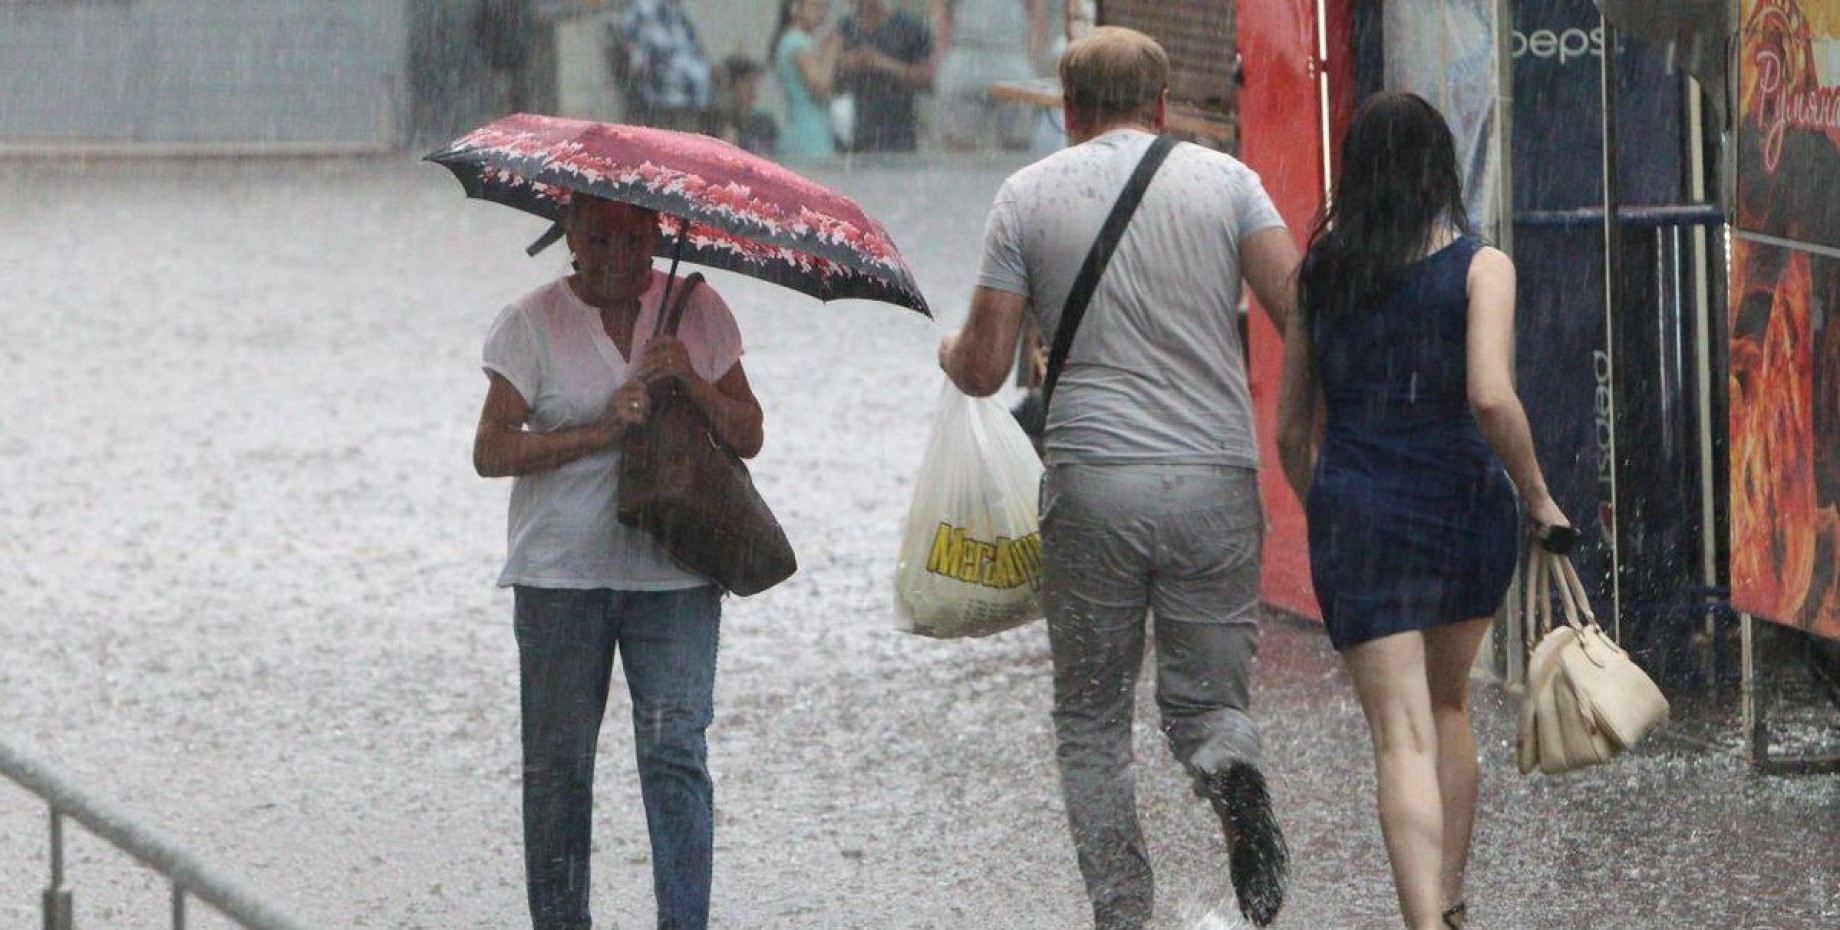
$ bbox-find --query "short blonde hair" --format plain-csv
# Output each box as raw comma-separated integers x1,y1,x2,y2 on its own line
1059,26,1168,124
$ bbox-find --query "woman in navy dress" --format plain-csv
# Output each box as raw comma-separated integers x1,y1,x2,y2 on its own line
1276,93,1569,930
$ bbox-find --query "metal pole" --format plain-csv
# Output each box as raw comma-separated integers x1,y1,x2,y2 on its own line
1657,225,1678,458
1313,0,1334,201
1599,15,1625,641
174,883,187,929
49,806,63,888
1687,77,1718,592
1,740,315,930
44,808,73,930
1493,0,1521,686
1685,74,1722,689
1493,0,1514,255
1741,612,1768,766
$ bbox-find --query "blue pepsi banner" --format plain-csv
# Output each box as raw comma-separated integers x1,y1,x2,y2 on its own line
1511,0,1697,672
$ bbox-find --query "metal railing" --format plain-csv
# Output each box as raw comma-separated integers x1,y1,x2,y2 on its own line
0,738,314,930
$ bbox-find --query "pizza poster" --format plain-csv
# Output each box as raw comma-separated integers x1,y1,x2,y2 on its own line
1732,0,1840,638
1729,237,1840,639
1736,0,1840,250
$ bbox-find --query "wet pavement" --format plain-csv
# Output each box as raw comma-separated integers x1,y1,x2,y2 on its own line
0,152,1834,929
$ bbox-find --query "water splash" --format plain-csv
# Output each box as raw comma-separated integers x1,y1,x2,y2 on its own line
1184,906,1249,930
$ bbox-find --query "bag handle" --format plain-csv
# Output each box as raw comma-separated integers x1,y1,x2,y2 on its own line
1554,555,1598,629
1523,546,1605,654
1522,545,1546,652
1039,133,1180,418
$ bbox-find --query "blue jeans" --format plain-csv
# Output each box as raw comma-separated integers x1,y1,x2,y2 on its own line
514,585,722,930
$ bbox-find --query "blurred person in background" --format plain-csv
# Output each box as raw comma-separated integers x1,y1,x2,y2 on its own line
716,55,780,156
475,194,763,930
835,0,935,152
474,0,539,115
612,0,715,131
938,26,1300,930
1277,93,1568,930
1026,0,1069,157
929,0,1048,151
771,0,840,162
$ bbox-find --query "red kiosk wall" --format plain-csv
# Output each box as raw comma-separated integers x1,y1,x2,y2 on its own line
1730,0,1840,641
1239,0,1351,620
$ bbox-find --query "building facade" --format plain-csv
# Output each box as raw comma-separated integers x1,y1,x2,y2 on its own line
0,0,410,149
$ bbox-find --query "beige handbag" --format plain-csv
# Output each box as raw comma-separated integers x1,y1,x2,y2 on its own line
1516,545,1670,775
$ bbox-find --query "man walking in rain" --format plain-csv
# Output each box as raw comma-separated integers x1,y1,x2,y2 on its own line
938,26,1300,930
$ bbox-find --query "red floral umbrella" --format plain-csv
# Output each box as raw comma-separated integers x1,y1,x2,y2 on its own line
425,113,930,315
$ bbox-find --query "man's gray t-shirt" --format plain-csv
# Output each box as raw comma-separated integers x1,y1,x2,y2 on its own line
978,128,1286,468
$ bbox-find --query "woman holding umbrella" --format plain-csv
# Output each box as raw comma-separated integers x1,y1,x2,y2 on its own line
433,113,927,924
473,193,761,930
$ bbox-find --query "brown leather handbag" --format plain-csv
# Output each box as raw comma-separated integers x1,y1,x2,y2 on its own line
616,273,797,596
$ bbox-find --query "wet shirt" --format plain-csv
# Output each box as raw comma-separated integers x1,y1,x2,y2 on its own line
977,128,1285,467
483,271,742,590
838,10,933,152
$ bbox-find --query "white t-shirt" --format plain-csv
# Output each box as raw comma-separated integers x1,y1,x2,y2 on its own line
482,270,743,590
977,129,1286,467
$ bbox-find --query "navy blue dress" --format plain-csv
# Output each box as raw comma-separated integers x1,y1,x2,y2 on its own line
1305,236,1519,651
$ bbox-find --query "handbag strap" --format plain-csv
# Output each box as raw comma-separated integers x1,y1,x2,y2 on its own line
1039,133,1179,418
1555,554,1599,629
1522,546,1547,652
652,271,707,339
1523,548,1603,653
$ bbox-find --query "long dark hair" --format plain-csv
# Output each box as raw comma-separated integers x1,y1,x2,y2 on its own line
768,0,800,65
1298,92,1471,335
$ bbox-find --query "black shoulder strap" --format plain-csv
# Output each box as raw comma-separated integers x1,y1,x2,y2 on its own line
1040,133,1178,416
654,271,706,338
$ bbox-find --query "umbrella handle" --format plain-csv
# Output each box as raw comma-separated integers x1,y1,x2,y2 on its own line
526,222,566,257
653,219,692,339
656,273,706,340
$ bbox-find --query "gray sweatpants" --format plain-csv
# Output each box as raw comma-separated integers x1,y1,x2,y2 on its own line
1040,463,1264,930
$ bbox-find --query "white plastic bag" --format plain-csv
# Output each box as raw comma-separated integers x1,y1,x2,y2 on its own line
829,93,856,150
894,381,1045,638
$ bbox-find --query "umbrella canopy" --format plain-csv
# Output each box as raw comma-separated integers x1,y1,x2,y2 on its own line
426,113,930,315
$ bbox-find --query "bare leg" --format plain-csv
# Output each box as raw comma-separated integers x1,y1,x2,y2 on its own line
1342,631,1445,930
1422,617,1493,923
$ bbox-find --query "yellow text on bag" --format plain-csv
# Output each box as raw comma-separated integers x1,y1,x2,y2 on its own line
925,523,1043,591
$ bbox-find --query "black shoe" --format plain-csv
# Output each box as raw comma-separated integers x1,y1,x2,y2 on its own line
1207,763,1287,927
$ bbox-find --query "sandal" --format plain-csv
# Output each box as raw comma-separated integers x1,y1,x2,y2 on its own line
1442,902,1467,929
